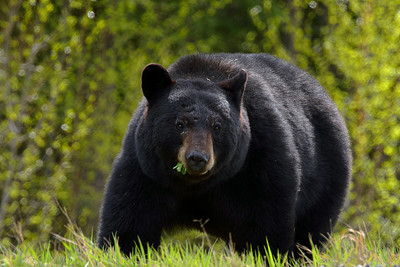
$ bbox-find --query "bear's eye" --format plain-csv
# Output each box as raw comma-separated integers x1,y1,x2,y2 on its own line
213,123,221,132
176,119,185,131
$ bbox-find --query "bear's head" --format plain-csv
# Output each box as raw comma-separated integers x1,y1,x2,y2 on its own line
135,63,251,190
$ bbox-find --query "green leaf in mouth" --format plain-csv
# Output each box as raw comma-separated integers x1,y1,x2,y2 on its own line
173,161,187,175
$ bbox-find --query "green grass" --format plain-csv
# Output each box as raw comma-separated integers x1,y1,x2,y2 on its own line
1,225,399,266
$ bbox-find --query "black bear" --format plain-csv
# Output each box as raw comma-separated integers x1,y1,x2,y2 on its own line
97,53,351,257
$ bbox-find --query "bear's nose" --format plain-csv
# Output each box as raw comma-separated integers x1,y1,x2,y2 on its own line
186,151,208,173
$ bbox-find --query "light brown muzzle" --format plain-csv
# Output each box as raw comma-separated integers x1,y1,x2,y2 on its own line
177,130,215,176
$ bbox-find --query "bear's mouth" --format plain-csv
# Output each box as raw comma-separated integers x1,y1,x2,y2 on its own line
187,167,210,176
176,168,213,183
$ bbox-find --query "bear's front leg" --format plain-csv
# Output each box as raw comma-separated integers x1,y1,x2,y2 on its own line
98,204,162,256
231,211,295,256
97,159,175,256
211,170,298,257
225,201,296,257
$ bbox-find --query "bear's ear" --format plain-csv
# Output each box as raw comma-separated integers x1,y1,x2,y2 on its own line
141,63,174,102
218,70,248,107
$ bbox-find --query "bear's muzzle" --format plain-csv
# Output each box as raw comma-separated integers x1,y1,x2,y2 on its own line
177,129,215,177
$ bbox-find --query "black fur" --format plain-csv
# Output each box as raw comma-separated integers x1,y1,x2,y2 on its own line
97,53,352,256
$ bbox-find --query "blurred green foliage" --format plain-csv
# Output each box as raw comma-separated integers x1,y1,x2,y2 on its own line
0,0,399,247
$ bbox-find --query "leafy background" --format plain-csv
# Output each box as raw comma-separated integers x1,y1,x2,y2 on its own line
1,0,399,247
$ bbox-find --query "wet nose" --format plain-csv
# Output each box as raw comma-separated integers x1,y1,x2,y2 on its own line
186,151,208,173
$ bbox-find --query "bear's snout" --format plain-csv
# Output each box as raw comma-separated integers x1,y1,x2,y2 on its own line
186,150,209,174
177,129,215,177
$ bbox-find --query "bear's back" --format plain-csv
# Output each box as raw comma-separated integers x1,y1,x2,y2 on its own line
168,53,332,118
